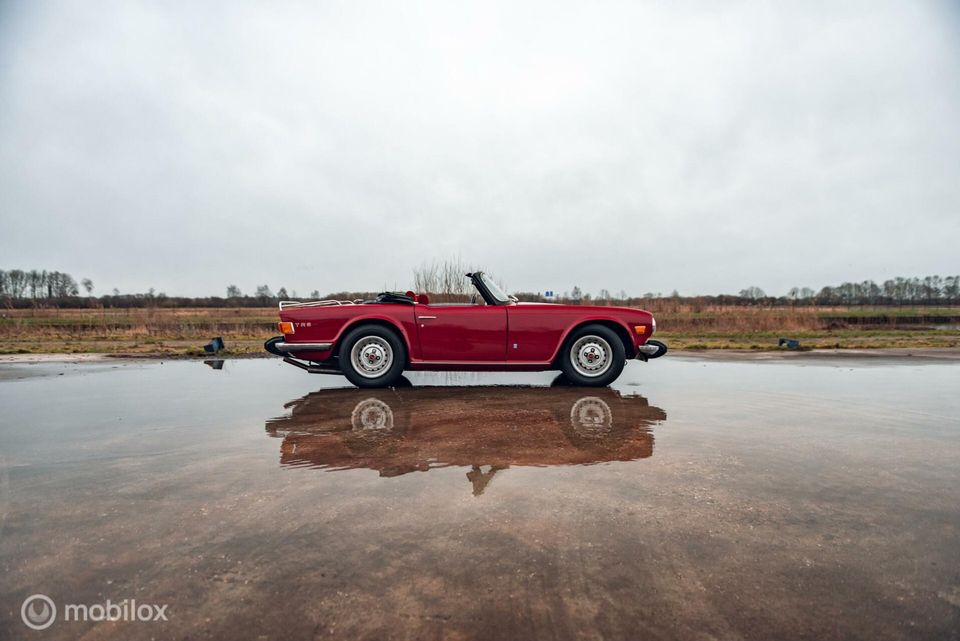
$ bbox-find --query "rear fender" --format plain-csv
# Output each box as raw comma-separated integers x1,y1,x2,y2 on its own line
333,315,417,361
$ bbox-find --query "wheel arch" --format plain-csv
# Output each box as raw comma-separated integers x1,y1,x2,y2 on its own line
552,318,635,366
335,316,412,362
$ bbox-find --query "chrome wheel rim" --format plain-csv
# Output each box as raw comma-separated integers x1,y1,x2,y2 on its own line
350,336,393,378
570,335,612,377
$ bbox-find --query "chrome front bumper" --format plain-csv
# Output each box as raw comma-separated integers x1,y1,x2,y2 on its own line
636,340,667,360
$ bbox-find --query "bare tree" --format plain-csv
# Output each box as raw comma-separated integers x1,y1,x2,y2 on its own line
226,284,242,298
739,286,766,300
82,278,94,296
28,270,43,299
413,260,440,293
412,256,480,302
255,285,273,301
7,270,27,298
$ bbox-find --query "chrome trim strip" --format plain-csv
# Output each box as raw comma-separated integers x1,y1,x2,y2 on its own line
418,315,437,319
279,300,359,310
275,341,334,352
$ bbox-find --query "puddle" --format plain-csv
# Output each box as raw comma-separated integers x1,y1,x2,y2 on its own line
266,382,666,487
0,357,958,640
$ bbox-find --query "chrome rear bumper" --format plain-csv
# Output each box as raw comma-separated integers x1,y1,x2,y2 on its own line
274,341,333,353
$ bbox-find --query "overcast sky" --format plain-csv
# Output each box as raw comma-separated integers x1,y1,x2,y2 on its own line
1,0,958,298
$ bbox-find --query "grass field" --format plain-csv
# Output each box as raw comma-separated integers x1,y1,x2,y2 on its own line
1,306,958,357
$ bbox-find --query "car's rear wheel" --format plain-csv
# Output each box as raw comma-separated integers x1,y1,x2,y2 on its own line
338,325,406,388
560,324,626,387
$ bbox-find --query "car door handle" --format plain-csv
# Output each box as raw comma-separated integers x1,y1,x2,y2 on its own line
419,315,437,319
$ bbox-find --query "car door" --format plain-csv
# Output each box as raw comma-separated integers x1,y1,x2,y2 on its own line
415,305,507,361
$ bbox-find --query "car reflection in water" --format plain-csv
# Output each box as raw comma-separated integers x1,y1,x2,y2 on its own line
265,376,667,496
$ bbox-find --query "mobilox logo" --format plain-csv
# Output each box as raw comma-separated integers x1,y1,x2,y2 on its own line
21,594,56,630
21,594,168,630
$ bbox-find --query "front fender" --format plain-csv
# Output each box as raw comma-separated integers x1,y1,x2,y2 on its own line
549,316,641,363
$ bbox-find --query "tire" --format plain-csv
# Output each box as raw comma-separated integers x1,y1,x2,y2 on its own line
559,324,626,387
338,324,406,388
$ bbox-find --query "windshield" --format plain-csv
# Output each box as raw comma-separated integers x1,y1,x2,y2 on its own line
478,273,511,304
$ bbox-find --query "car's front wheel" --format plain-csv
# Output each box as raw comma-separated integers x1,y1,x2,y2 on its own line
338,325,406,388
560,324,626,387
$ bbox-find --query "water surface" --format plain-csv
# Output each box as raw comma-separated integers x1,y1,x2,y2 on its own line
1,357,958,640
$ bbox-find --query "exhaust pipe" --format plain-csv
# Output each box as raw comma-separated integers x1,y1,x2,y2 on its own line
282,356,342,375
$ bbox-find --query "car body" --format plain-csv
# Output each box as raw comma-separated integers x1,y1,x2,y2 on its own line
265,272,667,387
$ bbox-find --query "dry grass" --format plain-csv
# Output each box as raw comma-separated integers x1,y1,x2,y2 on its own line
1,305,958,356
0,308,275,356
653,306,824,334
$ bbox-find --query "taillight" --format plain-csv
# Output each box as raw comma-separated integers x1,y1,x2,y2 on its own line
278,321,294,334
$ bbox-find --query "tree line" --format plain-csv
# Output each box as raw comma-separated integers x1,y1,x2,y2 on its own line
525,275,960,307
802,276,960,306
0,268,340,309
0,269,90,299
2,266,959,308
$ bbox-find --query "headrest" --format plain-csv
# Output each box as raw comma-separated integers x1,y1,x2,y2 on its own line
417,293,430,305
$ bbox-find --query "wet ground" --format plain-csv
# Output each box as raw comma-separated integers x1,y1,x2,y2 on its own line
0,356,958,640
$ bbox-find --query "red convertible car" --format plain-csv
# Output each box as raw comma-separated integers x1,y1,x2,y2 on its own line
265,272,666,387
